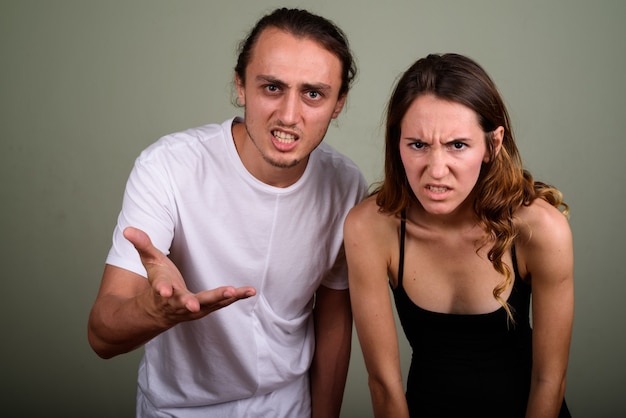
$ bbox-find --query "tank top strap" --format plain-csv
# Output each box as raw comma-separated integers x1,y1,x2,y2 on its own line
511,245,519,278
397,213,521,290
397,210,407,288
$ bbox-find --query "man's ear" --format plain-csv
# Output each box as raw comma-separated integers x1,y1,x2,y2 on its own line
484,126,504,163
331,94,347,119
235,74,246,106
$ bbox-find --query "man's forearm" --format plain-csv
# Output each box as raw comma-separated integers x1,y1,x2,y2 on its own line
310,287,352,418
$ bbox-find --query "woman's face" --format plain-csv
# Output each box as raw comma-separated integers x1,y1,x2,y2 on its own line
399,94,502,217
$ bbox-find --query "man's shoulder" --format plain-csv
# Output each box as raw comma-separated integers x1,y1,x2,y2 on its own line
314,142,361,174
138,118,235,162
312,143,368,197
156,118,233,148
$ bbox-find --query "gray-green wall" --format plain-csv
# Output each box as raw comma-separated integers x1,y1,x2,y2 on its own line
2,1,624,416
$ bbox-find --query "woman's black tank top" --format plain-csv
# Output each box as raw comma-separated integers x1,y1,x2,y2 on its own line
391,217,571,417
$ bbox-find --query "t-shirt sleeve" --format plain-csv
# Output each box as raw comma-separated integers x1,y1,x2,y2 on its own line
105,150,176,278
319,245,349,290
320,170,368,290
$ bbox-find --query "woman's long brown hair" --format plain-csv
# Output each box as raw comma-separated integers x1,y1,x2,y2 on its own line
375,54,568,321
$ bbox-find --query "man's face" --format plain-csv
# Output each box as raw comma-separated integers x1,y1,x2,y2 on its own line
235,28,346,185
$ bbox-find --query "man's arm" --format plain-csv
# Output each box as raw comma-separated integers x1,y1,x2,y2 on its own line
87,227,256,359
310,285,352,418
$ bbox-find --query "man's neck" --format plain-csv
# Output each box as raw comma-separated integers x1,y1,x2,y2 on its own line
231,122,308,188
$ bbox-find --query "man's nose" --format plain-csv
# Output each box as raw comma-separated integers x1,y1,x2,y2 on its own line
277,92,301,126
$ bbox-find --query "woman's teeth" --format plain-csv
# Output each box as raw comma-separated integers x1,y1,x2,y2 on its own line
428,186,448,192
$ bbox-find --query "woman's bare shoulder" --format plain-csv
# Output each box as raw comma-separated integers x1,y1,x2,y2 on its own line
515,197,571,242
345,195,398,243
514,197,573,278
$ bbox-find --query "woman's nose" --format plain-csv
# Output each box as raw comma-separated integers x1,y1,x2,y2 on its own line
427,149,449,179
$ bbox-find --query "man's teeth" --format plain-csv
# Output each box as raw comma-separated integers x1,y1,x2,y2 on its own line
273,131,296,143
428,186,448,192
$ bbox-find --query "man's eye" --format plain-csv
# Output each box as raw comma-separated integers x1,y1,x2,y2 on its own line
264,85,279,93
307,91,320,99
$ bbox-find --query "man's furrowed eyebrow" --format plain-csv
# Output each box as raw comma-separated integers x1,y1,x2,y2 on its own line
255,75,331,92
256,75,288,88
301,82,332,92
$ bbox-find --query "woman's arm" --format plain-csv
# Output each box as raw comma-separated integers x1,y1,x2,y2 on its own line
344,200,410,418
518,199,574,418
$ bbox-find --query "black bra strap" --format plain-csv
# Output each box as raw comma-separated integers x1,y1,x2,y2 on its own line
398,211,406,288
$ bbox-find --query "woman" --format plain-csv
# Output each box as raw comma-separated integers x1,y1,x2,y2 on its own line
344,53,573,417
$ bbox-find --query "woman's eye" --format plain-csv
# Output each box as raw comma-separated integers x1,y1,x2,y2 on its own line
451,142,466,150
411,142,426,149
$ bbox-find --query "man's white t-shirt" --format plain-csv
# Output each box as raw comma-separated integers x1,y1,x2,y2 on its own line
106,117,367,416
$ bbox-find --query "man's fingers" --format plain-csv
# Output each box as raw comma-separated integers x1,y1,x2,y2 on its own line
122,229,256,318
123,227,180,296
198,286,256,308
123,227,171,274
222,286,256,299
123,227,155,255
181,294,201,313
152,279,174,298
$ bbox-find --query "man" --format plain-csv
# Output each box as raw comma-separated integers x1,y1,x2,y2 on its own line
87,7,367,418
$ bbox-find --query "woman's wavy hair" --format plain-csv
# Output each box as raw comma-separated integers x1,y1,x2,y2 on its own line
376,53,568,320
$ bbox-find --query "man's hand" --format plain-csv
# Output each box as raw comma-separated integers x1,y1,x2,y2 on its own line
87,227,256,358
124,227,257,327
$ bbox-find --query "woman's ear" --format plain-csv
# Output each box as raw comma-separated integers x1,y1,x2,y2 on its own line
484,126,504,163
